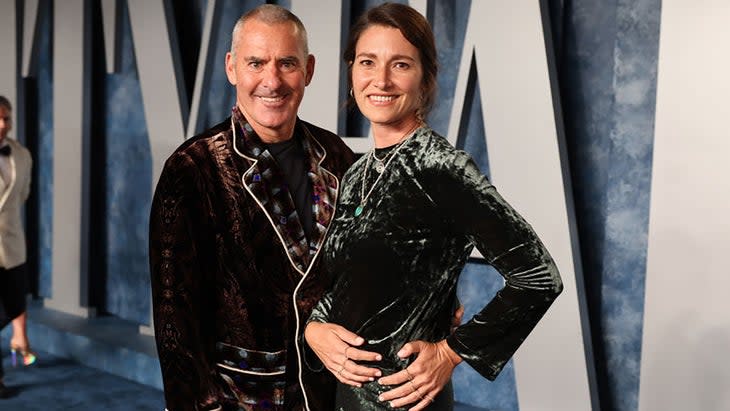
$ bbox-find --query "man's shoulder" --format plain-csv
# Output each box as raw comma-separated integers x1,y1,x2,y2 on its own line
299,119,354,160
157,118,232,181
167,118,231,160
192,117,231,141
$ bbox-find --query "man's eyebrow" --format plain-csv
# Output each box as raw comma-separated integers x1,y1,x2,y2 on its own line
244,56,264,62
278,56,300,63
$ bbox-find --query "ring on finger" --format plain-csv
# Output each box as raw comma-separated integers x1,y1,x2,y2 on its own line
344,346,351,359
337,364,345,376
425,395,435,403
404,368,415,381
408,380,422,399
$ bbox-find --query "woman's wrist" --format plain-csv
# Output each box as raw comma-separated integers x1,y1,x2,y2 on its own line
438,340,463,367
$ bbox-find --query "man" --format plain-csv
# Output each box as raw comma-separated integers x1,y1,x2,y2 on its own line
149,5,354,411
0,95,33,399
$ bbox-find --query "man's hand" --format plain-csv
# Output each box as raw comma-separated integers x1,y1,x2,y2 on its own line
377,340,462,410
304,322,383,386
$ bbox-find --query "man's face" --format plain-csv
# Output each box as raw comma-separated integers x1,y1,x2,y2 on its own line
0,105,11,144
225,19,314,143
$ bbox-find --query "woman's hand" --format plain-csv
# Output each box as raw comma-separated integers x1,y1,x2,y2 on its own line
452,304,464,332
377,340,462,410
304,321,383,386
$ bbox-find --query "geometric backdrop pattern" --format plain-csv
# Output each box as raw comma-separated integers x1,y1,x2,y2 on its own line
14,0,664,409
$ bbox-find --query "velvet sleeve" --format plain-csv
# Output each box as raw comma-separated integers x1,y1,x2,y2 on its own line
308,289,334,325
149,152,223,411
425,149,563,380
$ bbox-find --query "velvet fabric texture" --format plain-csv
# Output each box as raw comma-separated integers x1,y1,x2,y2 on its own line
308,126,563,410
149,109,354,411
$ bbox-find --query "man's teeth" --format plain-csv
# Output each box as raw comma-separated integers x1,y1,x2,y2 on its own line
259,96,284,103
370,95,395,102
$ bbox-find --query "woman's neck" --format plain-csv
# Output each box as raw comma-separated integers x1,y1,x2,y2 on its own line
371,118,422,148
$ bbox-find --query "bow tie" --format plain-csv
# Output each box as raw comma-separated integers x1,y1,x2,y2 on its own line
0,145,10,156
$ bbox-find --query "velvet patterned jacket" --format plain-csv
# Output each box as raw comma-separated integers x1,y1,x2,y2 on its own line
149,110,354,411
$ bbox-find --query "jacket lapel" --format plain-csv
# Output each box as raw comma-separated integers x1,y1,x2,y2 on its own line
231,112,311,273
230,111,342,275
300,124,339,257
0,153,16,212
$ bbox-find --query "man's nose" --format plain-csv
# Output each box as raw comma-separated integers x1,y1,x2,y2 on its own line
261,64,283,90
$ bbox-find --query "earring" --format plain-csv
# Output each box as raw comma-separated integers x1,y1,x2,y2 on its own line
349,89,354,97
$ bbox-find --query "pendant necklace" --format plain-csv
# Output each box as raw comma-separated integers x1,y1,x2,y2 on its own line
354,123,421,217
372,148,398,174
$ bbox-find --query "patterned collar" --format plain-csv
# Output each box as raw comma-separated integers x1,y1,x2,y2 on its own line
230,107,339,275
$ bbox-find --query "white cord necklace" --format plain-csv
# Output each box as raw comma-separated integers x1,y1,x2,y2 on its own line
355,124,421,217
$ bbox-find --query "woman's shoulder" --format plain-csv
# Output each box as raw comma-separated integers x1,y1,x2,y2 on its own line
409,126,473,171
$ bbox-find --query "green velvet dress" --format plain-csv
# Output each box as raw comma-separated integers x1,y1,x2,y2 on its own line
308,126,563,410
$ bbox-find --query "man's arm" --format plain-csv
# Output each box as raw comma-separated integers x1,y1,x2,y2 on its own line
149,152,222,411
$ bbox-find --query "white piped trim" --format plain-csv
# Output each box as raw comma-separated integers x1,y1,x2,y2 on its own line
216,362,285,376
231,116,342,411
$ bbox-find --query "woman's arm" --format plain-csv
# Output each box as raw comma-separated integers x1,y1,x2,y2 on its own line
439,150,563,379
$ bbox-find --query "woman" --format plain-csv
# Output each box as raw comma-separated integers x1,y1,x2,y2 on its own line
303,3,563,410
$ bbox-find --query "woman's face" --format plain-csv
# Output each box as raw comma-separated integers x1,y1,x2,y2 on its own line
351,25,423,129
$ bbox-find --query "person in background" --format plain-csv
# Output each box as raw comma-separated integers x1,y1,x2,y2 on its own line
304,3,563,410
0,95,35,399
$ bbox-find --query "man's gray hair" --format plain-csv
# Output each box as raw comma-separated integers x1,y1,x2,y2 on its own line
230,4,309,57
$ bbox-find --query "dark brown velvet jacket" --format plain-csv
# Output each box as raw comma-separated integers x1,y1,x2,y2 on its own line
149,112,354,411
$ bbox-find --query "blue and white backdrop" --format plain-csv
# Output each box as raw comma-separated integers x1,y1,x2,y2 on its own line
1,1,728,410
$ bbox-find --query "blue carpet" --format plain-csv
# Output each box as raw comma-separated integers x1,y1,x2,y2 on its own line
0,350,165,410
1,350,487,410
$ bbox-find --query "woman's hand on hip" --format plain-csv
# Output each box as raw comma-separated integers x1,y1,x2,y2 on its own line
377,340,462,410
304,321,383,386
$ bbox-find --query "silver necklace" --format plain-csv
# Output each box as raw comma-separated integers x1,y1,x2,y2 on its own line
354,125,420,217
372,148,398,173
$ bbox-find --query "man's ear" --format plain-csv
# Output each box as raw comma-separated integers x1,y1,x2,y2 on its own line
305,54,315,86
225,52,237,85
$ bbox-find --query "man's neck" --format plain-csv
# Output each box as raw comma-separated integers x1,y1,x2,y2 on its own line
257,126,295,144
235,106,297,144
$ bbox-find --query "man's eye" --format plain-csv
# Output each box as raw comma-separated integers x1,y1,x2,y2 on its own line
395,62,410,69
359,59,373,66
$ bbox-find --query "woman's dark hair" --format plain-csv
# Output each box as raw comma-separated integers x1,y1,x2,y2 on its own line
344,2,438,120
